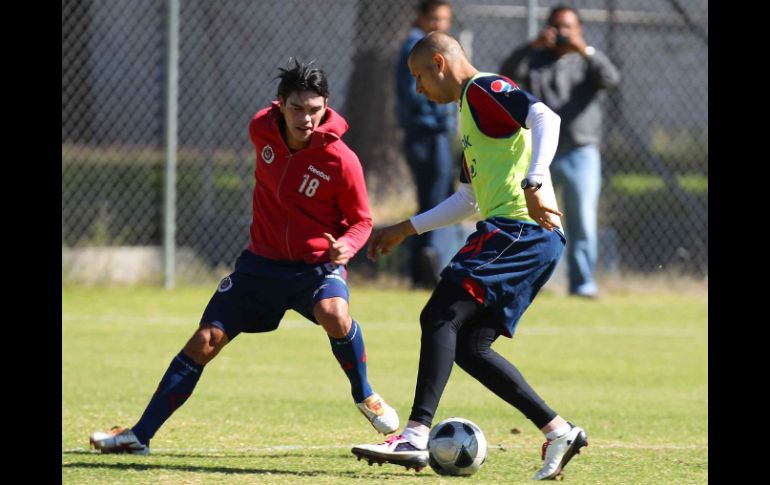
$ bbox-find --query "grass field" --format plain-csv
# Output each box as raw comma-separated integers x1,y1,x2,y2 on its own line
62,285,707,484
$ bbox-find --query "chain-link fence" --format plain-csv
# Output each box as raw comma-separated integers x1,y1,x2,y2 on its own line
62,0,707,285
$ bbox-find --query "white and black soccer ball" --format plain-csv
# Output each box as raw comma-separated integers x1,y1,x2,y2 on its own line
428,417,488,476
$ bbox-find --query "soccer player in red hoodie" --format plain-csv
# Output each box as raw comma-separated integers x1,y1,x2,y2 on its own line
89,60,399,454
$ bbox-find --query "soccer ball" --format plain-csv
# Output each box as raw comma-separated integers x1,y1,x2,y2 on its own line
428,417,488,476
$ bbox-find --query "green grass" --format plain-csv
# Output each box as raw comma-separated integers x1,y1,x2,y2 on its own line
609,173,708,196
62,285,707,484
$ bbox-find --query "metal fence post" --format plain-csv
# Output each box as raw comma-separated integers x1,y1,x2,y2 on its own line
163,0,180,289
527,0,538,39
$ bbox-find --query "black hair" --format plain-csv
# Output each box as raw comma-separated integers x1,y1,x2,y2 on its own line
547,5,582,26
417,0,450,15
276,59,329,100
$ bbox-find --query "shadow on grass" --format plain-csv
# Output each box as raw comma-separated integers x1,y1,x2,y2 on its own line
61,456,428,478
63,450,357,460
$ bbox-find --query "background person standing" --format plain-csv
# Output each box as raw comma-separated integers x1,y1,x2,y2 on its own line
395,0,458,288
500,5,620,298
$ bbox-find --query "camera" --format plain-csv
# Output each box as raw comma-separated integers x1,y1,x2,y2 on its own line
555,33,569,46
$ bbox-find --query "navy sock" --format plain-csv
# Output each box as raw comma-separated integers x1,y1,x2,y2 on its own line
328,320,373,403
131,351,204,445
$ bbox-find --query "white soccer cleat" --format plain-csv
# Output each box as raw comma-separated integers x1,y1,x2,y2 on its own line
356,392,400,435
89,426,150,455
351,434,429,471
533,424,588,480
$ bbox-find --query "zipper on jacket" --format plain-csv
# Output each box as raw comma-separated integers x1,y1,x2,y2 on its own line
276,134,295,260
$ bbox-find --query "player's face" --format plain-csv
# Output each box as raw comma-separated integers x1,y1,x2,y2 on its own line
408,54,451,104
417,5,452,34
279,90,328,151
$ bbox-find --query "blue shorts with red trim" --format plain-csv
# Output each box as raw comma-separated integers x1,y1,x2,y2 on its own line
439,217,565,338
200,250,349,340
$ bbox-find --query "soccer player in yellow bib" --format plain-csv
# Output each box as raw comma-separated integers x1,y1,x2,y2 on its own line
352,32,588,480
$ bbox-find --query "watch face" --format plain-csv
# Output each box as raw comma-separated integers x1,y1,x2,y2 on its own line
521,178,541,189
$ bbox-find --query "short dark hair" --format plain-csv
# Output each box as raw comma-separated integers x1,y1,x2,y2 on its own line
547,5,582,26
417,0,450,15
276,59,329,100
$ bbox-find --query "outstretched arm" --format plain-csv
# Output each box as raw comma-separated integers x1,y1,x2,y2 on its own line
367,220,416,261
367,183,479,261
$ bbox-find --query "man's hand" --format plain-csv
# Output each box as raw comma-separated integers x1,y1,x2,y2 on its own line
323,233,353,265
523,189,563,231
530,26,558,49
366,220,417,261
533,26,589,56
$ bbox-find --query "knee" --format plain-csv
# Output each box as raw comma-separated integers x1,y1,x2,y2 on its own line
453,341,473,368
454,339,486,368
183,326,228,365
314,299,351,338
419,306,436,332
419,303,445,333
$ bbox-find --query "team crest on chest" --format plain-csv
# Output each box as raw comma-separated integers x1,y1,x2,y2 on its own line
217,276,233,292
261,145,275,164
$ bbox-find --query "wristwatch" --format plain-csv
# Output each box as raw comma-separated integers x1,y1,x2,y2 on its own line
521,177,542,191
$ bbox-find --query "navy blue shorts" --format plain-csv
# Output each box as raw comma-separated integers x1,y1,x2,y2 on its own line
200,250,350,340
439,217,565,338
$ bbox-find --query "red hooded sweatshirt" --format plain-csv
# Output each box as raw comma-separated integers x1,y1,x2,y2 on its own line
246,102,372,264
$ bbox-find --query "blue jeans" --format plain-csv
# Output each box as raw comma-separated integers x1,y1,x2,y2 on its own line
403,130,455,286
550,144,601,296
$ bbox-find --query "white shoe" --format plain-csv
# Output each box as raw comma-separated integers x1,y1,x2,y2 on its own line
356,393,399,435
351,434,429,471
89,426,149,455
533,424,588,480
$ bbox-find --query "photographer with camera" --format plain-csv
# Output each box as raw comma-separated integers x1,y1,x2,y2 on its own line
500,5,620,298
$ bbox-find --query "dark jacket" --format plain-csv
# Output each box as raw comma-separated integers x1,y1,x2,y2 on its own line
396,27,456,134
